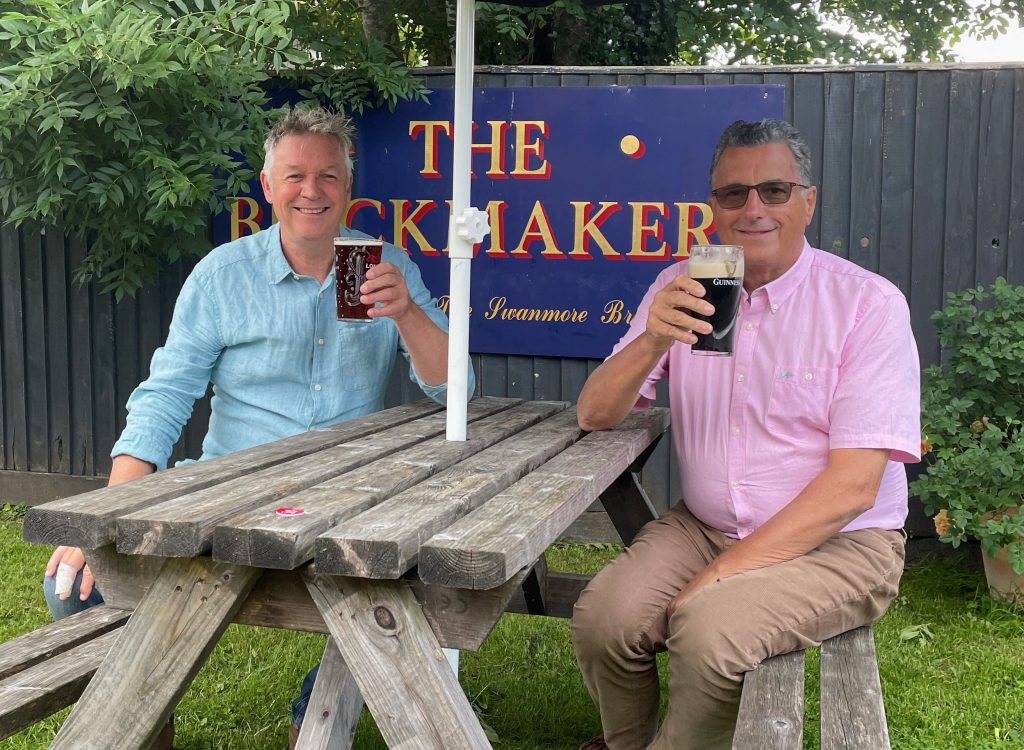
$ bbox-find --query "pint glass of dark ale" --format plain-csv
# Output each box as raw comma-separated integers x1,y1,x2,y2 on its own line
688,244,744,356
334,238,383,321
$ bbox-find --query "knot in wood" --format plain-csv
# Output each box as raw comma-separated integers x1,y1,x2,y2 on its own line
374,606,396,630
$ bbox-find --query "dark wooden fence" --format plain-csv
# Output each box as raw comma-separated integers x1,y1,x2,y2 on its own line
2,63,1022,538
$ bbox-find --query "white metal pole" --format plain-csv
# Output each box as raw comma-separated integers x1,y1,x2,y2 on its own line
445,0,479,442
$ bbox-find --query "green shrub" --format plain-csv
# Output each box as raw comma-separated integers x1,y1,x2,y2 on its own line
913,277,1024,574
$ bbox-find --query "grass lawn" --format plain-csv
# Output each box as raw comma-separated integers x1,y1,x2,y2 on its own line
1,504,1022,749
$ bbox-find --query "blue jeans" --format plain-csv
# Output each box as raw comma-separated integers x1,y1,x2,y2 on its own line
43,568,318,728
292,664,319,728
42,569,104,620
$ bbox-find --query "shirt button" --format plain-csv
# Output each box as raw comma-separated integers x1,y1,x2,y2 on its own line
313,384,322,391
730,481,740,490
318,338,325,346
744,323,754,331
804,372,814,381
732,426,740,435
736,373,745,382
771,304,779,313
292,273,300,280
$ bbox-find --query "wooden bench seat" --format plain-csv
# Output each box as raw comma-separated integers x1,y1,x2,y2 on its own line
0,606,129,739
732,626,890,750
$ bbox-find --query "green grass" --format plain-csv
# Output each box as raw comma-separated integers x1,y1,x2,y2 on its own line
1,506,1022,749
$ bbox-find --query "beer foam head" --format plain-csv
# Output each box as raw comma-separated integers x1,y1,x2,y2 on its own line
687,257,744,279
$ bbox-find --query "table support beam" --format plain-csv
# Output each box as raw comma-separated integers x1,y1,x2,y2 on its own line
598,438,663,545
49,557,260,750
294,637,364,750
304,571,492,750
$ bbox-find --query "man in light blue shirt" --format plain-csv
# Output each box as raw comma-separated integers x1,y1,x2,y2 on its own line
43,105,473,747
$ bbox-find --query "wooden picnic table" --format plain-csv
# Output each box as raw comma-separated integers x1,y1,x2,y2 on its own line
22,396,669,750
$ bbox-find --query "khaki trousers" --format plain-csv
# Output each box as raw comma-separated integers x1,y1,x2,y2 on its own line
571,504,905,750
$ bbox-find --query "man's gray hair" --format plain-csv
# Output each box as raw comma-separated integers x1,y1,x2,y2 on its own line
709,119,813,188
262,106,355,176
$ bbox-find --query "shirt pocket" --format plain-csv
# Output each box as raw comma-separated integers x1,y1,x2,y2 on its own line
765,365,838,435
335,322,394,391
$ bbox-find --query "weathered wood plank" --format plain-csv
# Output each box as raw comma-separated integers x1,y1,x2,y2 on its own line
213,400,567,570
313,408,583,578
49,557,260,750
114,398,518,557
407,567,531,650
293,638,363,750
732,650,805,750
975,69,1014,284
849,71,885,274
0,605,128,681
43,229,71,475
820,72,854,260
67,235,96,476
21,230,49,472
417,408,669,589
820,627,890,750
878,70,916,288
944,70,981,293
22,398,454,548
86,543,592,641
303,572,492,750
1,223,29,473
0,628,120,740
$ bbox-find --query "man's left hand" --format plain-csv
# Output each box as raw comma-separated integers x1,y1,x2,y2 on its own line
666,563,723,618
361,262,413,320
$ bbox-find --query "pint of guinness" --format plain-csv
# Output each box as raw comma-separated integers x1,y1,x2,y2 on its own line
688,244,744,356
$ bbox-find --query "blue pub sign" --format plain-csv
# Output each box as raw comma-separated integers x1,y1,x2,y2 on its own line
216,86,784,359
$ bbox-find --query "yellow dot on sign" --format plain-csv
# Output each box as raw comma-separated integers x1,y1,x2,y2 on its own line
620,134,642,157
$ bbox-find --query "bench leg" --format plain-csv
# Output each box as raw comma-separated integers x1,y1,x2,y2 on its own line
304,570,492,750
820,627,890,750
49,557,260,750
293,637,364,750
732,649,805,750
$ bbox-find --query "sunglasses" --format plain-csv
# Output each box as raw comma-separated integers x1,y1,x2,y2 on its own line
710,181,809,209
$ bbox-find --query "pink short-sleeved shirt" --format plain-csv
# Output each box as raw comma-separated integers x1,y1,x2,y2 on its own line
612,241,921,538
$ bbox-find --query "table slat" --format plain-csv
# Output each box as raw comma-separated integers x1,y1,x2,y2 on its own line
417,408,669,589
314,408,584,578
22,399,450,549
113,397,517,557
212,400,568,570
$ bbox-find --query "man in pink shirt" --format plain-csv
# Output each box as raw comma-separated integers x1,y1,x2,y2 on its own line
571,119,920,750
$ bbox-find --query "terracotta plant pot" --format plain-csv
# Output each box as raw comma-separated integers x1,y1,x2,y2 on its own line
981,545,1024,606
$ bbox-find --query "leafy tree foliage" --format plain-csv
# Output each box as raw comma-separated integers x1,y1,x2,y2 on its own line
0,0,425,298
392,0,1022,66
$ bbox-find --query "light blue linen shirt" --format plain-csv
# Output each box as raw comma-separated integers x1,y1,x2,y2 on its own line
112,223,472,470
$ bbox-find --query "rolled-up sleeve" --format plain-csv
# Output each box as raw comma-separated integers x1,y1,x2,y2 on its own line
389,246,475,404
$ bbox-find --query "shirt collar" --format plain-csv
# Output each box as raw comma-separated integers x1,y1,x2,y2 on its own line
755,238,813,309
265,224,293,285
266,224,356,285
